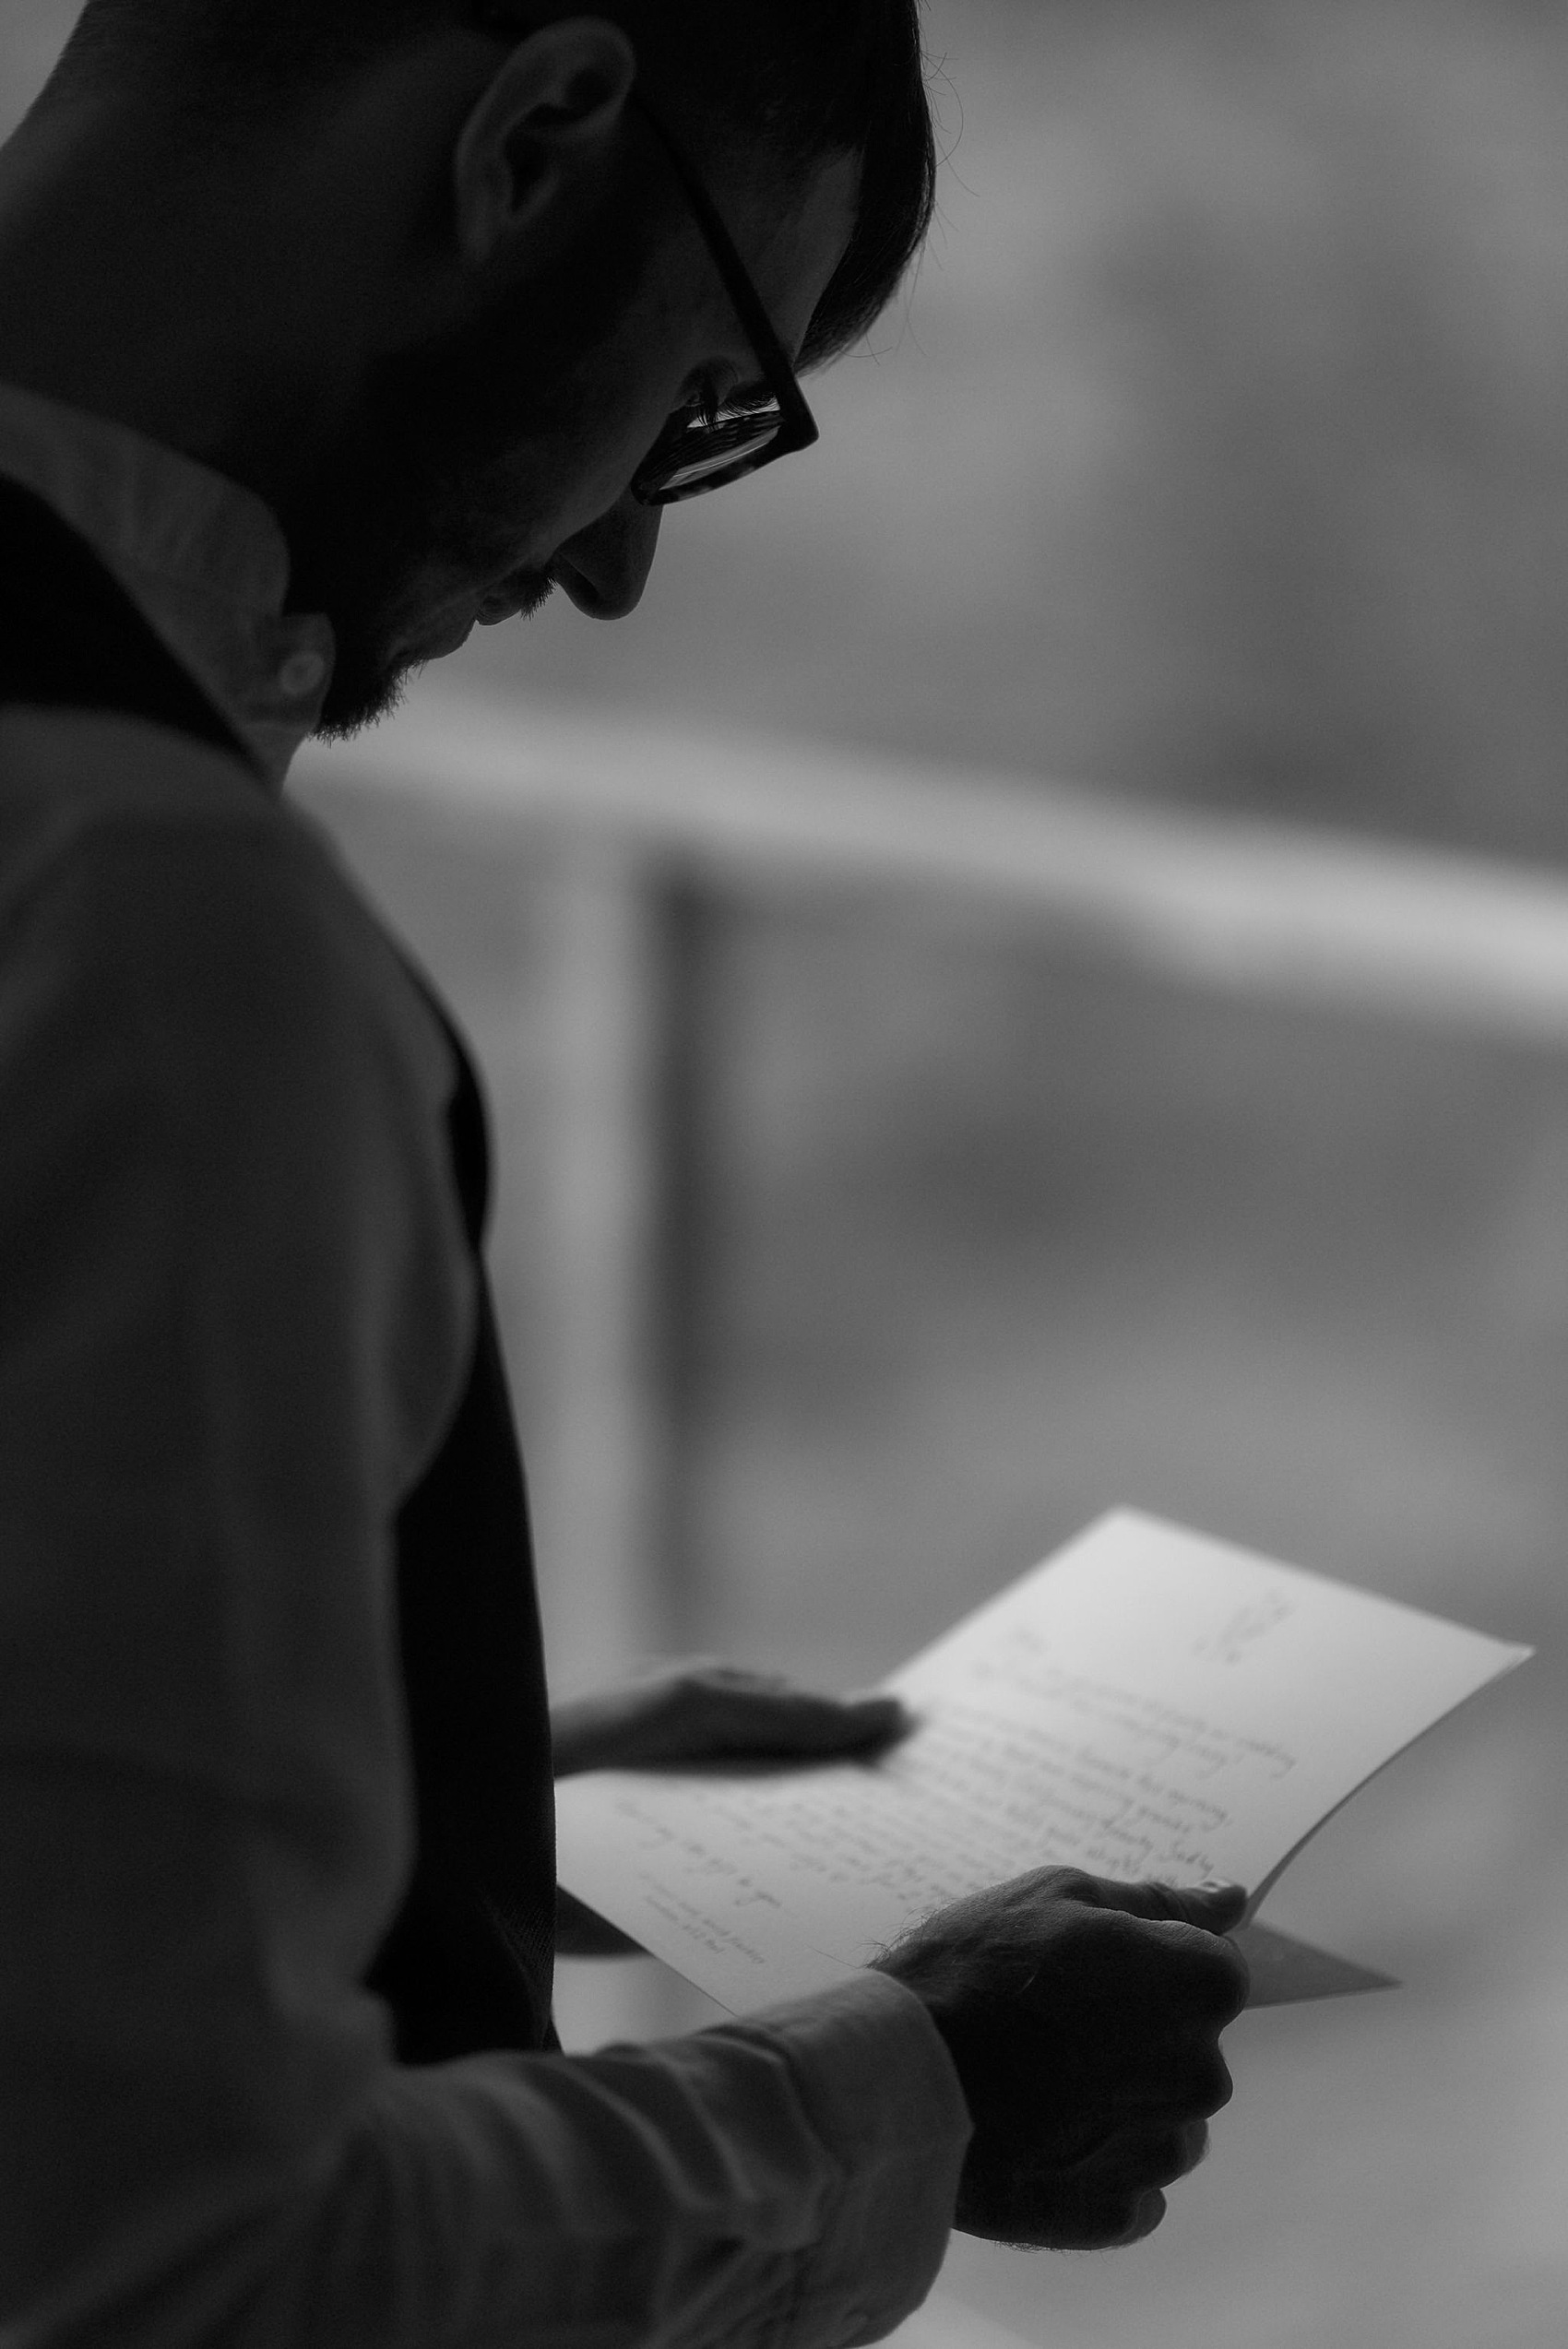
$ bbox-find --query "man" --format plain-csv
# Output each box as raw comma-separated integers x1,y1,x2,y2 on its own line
0,5,1250,2343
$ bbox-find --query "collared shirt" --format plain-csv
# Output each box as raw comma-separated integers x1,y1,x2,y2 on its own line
0,386,969,2348
0,380,334,786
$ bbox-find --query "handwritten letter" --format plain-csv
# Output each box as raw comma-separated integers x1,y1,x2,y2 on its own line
554,1511,1529,2012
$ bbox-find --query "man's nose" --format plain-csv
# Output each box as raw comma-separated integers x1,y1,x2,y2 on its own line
553,495,663,618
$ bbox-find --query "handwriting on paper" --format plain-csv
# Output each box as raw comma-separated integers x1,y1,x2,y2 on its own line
555,1509,1531,2013
602,1671,1293,1922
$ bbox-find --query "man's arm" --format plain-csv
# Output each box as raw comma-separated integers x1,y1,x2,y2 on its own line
1,1746,967,2349
0,754,1244,2345
547,1667,1250,2247
0,768,968,2349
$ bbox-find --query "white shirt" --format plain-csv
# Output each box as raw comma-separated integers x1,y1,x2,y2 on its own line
0,383,970,2349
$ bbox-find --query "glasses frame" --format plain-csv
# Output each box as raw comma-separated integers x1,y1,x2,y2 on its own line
468,9,821,503
624,93,821,504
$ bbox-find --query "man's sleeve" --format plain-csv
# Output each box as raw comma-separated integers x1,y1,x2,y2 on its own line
0,796,968,2349
272,1974,967,2349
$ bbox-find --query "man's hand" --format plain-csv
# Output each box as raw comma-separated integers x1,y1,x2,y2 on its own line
875,1869,1250,2249
552,1660,910,1956
551,1659,909,1778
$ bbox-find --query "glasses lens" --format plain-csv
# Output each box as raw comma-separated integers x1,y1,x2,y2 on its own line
633,405,785,504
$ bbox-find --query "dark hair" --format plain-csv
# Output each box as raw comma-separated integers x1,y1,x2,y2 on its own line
43,1,937,362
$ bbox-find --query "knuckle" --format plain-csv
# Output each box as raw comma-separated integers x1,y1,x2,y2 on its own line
1112,2118,1209,2192
1089,2187,1168,2248
1044,2185,1168,2251
1021,1864,1104,1905
1125,2188,1168,2243
1197,1960,1249,2030
1151,2122,1206,2187
1168,2118,1211,2178
1158,2042,1234,2118
1160,1925,1251,2018
1218,1943,1251,2017
1194,2049,1235,2115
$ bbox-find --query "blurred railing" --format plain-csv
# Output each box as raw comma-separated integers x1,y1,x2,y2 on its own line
300,683,1568,1038
295,681,1568,1696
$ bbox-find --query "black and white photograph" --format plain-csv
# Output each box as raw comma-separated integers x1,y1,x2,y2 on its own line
1,6,1562,2345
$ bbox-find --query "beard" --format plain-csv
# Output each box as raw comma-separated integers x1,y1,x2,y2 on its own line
290,167,659,737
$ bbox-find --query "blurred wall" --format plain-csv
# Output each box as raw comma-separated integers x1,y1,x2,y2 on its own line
457,0,1568,863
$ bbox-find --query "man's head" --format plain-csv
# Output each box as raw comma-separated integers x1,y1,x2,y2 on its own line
21,2,936,733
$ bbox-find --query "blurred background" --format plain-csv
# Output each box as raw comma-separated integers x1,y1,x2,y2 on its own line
7,4,1568,2343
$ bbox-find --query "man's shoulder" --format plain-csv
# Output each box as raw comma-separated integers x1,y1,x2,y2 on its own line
0,702,455,1105
0,699,322,881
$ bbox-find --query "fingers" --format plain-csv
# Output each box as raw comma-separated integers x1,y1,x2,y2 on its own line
980,2116,1209,2248
735,1689,909,1751
1091,1877,1249,1934
956,2170,1166,2251
1066,1879,1252,2028
844,1689,916,1744
1170,2045,1235,2121
1097,2039,1234,2121
675,1670,910,1757
992,1867,1249,1947
1127,2115,1210,2188
1020,2185,1169,2253
1052,2110,1211,2246
1141,1924,1250,2031
956,2118,1203,2251
1121,2188,1168,2246
552,1663,911,1774
1004,1873,1250,2031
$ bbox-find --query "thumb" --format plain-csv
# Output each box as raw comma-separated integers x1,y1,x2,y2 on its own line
838,1691,915,1743
1104,1879,1250,1935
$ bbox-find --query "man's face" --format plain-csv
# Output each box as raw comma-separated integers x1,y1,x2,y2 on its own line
296,146,860,737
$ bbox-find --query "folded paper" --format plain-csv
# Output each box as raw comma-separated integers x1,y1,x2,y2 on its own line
555,1510,1529,2012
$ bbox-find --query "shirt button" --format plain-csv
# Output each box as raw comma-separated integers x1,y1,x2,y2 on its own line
277,648,327,697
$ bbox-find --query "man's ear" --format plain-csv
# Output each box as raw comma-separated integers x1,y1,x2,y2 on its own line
453,17,638,268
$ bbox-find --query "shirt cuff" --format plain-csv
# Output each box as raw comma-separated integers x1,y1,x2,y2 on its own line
720,1968,972,2349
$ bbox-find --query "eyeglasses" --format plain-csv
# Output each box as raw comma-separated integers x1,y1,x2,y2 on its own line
469,8,821,504
625,94,820,506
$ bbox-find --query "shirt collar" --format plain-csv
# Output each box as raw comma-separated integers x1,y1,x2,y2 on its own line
0,380,336,788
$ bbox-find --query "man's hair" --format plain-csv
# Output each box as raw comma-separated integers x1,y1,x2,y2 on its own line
43,1,937,363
